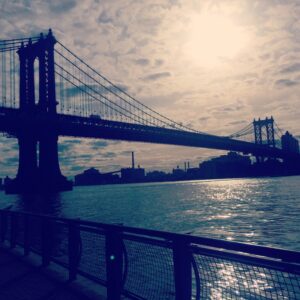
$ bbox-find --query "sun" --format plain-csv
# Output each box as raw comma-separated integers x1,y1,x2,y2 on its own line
184,12,248,67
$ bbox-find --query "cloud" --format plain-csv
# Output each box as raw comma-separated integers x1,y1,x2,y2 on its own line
47,0,77,14
228,120,248,126
134,58,150,66
155,59,164,66
91,140,109,149
280,63,300,74
1,0,300,176
275,79,299,87
102,151,116,158
98,10,113,24
141,72,171,81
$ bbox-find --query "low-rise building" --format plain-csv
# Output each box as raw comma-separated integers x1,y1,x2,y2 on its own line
121,166,145,182
199,152,251,178
75,168,119,185
281,131,300,153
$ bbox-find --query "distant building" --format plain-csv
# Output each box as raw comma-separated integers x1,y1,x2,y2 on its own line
146,170,168,181
186,167,201,179
172,166,186,180
74,168,119,186
281,131,299,154
121,166,145,182
199,152,251,178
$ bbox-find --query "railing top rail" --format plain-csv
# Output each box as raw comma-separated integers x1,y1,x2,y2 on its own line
1,208,300,264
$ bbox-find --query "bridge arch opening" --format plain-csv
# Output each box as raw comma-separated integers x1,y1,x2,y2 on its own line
34,58,39,106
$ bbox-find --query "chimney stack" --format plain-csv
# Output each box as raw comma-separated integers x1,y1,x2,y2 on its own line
132,151,135,169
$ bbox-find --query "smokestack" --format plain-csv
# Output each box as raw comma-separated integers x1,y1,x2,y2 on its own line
132,151,135,169
188,162,190,169
184,162,187,172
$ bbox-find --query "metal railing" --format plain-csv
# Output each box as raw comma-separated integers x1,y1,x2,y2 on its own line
0,208,299,300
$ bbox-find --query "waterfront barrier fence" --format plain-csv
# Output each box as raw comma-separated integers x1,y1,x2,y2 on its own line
0,209,299,299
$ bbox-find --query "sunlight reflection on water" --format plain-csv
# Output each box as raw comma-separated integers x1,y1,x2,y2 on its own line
0,176,299,251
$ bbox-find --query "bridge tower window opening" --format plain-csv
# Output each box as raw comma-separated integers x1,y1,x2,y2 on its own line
57,53,65,114
9,48,14,108
34,57,40,107
1,45,7,107
12,45,18,108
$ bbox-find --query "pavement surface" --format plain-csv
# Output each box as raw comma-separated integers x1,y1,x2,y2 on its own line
0,247,107,300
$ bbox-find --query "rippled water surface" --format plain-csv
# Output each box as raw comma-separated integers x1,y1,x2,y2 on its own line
0,176,299,251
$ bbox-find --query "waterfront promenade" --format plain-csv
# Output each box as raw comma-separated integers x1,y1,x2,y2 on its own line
0,208,300,299
0,248,106,300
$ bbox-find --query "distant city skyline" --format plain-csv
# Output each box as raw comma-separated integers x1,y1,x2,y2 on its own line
1,0,300,177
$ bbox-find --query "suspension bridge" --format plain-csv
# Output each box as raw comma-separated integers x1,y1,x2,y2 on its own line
0,29,299,193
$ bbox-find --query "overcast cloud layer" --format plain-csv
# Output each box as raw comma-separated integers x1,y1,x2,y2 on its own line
1,0,300,178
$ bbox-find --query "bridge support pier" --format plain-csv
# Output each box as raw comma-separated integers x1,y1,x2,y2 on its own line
39,131,72,192
5,132,72,194
5,134,39,193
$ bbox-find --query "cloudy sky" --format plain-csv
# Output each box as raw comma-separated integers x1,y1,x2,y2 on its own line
1,0,300,178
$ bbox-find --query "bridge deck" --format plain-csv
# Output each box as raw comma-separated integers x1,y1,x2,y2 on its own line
0,106,296,159
0,247,107,300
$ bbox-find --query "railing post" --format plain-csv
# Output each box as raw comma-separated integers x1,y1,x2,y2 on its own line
24,214,30,256
10,213,17,249
42,217,52,267
68,221,81,281
173,237,192,300
0,210,8,244
105,228,123,300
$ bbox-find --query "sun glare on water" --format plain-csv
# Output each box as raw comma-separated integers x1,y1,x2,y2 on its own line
185,12,248,67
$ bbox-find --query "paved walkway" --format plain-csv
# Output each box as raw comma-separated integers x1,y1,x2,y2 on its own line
0,248,106,300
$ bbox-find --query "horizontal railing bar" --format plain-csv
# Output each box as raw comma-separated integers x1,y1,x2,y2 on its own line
78,225,105,235
1,209,300,264
122,233,171,248
192,245,300,275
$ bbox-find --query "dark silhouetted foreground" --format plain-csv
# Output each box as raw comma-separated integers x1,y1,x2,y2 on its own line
0,209,299,299
0,248,104,300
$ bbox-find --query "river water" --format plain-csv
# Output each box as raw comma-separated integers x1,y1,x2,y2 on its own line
0,176,299,251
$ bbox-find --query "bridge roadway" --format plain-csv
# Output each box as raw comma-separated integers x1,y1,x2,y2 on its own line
0,106,297,159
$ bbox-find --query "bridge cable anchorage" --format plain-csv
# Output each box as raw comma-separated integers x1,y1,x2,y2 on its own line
55,41,204,134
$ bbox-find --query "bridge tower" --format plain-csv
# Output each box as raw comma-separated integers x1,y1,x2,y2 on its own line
253,117,275,147
6,30,72,194
14,39,39,191
253,117,275,163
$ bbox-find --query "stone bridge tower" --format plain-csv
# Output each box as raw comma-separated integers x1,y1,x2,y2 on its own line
6,30,72,194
